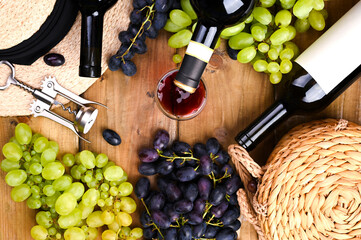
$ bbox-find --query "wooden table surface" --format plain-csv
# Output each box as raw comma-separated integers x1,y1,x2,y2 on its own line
0,1,359,239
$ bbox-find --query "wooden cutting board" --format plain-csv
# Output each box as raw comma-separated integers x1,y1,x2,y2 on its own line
0,0,360,239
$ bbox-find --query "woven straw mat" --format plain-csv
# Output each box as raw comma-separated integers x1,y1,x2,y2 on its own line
229,119,361,240
0,0,132,116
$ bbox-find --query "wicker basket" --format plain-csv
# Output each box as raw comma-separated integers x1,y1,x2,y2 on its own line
229,119,361,240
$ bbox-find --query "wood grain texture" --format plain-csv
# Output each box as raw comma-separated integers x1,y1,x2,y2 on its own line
0,1,360,239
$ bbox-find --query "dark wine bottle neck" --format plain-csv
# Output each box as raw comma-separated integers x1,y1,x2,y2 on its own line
235,101,291,151
192,22,222,48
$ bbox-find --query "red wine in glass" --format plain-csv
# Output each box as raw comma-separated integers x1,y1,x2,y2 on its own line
156,69,207,120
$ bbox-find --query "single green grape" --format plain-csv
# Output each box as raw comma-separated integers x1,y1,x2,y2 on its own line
58,208,82,229
101,210,115,225
118,182,133,197
258,43,269,53
260,0,276,7
27,196,42,209
62,153,75,167
104,166,124,181
180,0,197,20
228,32,254,50
41,148,57,166
268,49,279,60
48,227,57,236
252,7,272,25
29,162,42,175
11,184,31,202
309,9,325,31
293,0,313,20
270,71,283,84
116,212,132,227
168,29,192,48
164,19,185,33
15,123,32,145
75,152,81,165
43,185,56,197
65,182,85,200
31,225,48,240
34,137,49,153
45,192,61,208
221,22,245,38
244,14,253,23
105,197,114,207
71,166,82,180
97,199,106,208
31,185,41,195
36,211,53,228
215,37,221,49
78,201,95,220
130,228,143,239
100,183,110,192
86,211,104,228
313,0,324,11
191,22,197,32
284,41,300,57
270,28,289,46
2,142,23,162
52,175,73,191
84,227,98,240
319,9,328,20
23,151,32,162
267,62,280,73
5,169,27,186
79,150,96,169
64,227,86,240
294,18,310,33
55,192,77,215
237,46,257,64
102,230,117,240
253,60,268,72
280,59,293,74
172,54,182,64
286,26,296,41
82,188,100,207
280,0,296,9
119,197,137,214
42,161,65,180
108,221,121,233
119,226,131,238
169,9,192,28
275,10,292,28
251,26,266,42
280,48,294,60
1,159,21,172
48,141,59,155
95,153,108,168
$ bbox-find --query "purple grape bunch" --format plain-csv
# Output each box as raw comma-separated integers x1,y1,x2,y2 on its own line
108,0,176,76
135,129,244,240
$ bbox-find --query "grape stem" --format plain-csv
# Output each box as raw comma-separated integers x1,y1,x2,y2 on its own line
140,198,164,239
117,3,155,63
157,149,200,164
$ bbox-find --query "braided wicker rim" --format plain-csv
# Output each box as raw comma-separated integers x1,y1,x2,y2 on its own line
230,119,361,240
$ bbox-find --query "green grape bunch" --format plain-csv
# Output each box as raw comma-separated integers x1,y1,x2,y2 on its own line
163,0,328,84
1,123,142,240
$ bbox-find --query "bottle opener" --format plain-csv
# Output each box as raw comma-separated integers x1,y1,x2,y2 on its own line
0,60,107,143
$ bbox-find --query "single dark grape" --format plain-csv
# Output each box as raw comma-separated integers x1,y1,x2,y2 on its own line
135,177,150,199
221,207,240,226
215,150,230,165
157,177,171,193
43,53,65,66
165,182,182,202
118,31,133,44
153,129,170,150
215,228,237,240
120,60,137,76
247,179,258,193
166,171,179,181
228,193,238,206
186,211,203,225
227,219,241,231
193,143,207,158
221,164,234,176
145,25,158,39
206,138,220,155
193,222,207,238
127,24,146,41
179,224,192,240
152,210,171,229
133,0,148,9
186,159,197,167
130,9,143,25
174,199,193,214
209,185,227,206
108,55,122,71
102,129,121,145
140,211,152,228
176,167,198,182
212,163,220,177
227,43,240,60
138,148,159,163
133,38,147,54
161,148,174,158
143,227,157,239
150,192,166,210
193,198,206,213
225,175,242,195
156,159,174,175
172,141,191,156
211,201,229,218
145,0,153,4
200,155,213,175
171,0,180,8
153,12,168,30
174,158,185,168
139,162,157,175
116,44,135,60
183,183,198,202
154,0,172,12
164,204,180,222
164,228,178,240
204,225,220,238
198,177,212,200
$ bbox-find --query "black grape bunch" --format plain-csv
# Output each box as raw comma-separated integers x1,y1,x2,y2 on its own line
135,129,245,240
108,0,177,76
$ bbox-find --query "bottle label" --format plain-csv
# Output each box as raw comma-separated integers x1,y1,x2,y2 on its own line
295,2,361,94
185,40,214,63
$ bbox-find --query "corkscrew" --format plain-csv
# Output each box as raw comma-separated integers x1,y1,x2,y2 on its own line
0,60,107,143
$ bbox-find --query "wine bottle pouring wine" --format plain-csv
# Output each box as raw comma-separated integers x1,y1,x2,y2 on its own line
0,60,107,143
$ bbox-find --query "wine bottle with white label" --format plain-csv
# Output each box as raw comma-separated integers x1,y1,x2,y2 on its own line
236,1,361,151
174,0,256,93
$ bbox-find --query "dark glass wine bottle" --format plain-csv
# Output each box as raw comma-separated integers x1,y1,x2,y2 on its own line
75,0,118,78
235,2,361,151
174,0,256,93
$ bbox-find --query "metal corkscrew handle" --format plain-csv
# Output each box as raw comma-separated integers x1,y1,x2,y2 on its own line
0,60,35,93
